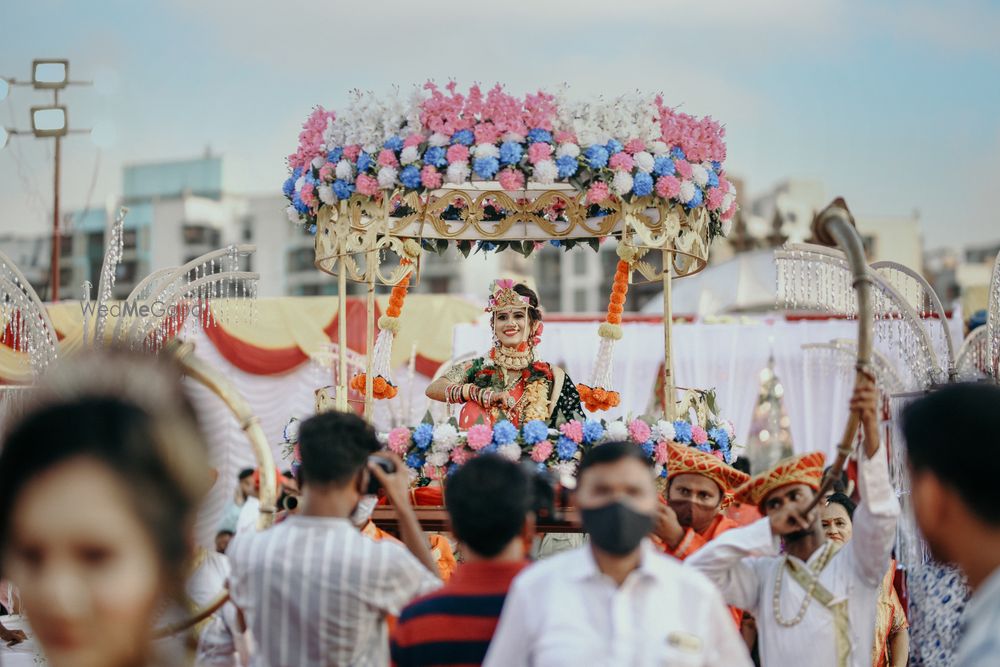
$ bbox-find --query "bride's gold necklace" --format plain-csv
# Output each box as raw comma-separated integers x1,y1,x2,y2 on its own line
494,344,530,371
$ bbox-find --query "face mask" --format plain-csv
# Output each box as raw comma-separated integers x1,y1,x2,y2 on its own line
581,500,654,556
350,495,379,527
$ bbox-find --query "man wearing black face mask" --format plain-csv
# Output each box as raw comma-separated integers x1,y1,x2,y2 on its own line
484,441,752,666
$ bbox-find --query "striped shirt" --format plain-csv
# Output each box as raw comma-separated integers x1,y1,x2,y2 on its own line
228,515,441,667
391,560,527,667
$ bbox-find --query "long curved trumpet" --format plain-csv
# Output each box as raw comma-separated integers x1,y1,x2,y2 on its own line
803,198,873,515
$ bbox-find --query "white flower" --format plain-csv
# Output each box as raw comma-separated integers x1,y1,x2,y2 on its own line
649,140,669,156
612,171,634,196
446,161,471,185
428,132,449,147
283,418,300,443
432,423,459,450
634,151,655,173
285,205,300,223
317,184,336,206
377,166,398,189
722,218,734,237
605,420,629,442
499,443,523,462
722,192,735,211
311,156,325,170
474,143,500,159
400,146,421,165
294,175,305,193
653,420,676,442
555,142,580,159
502,132,525,143
335,159,354,182
554,461,578,481
691,164,709,187
426,451,450,467
532,160,558,184
679,180,696,203
653,463,665,478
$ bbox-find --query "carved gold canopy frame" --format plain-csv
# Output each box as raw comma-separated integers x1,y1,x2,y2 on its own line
313,183,714,421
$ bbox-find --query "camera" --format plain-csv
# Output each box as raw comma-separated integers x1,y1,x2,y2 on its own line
366,455,396,495
280,494,299,512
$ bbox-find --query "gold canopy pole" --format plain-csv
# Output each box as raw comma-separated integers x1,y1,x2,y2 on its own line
364,244,376,421
337,204,349,412
662,249,676,420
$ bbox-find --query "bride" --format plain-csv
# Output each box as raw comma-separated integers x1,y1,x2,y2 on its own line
427,280,584,429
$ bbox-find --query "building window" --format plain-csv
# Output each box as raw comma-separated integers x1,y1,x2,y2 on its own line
288,248,314,273
573,289,588,313
183,225,220,246
116,261,138,283
59,235,73,257
122,230,137,250
427,276,450,293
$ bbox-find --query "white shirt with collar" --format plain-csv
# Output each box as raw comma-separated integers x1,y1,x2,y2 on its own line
482,539,752,667
955,566,1000,666
686,442,899,667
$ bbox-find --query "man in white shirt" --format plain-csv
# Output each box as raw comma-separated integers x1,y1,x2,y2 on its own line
484,441,752,667
687,377,898,667
228,411,441,667
901,383,1000,667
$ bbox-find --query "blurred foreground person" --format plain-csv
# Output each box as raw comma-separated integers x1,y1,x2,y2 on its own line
0,352,212,667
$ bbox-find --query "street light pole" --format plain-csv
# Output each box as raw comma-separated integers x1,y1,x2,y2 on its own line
52,129,61,300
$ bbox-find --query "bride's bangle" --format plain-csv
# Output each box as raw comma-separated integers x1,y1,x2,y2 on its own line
445,384,466,404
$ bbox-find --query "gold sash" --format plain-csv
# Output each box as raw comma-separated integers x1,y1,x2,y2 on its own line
785,547,850,667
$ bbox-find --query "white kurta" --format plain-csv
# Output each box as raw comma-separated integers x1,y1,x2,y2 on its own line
686,443,899,667
483,540,753,667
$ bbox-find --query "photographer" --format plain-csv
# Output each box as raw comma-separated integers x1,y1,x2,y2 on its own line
227,411,440,667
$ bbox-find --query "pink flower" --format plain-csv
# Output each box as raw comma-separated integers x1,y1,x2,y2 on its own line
628,419,652,444
404,133,424,148
713,450,726,461
355,174,380,196
528,142,553,165
608,152,634,171
426,465,446,481
421,166,443,189
674,159,693,180
299,182,316,207
446,144,470,163
706,187,725,211
318,162,335,182
287,106,336,171
721,200,737,221
625,139,646,154
531,440,553,463
691,425,708,445
474,122,501,145
554,130,578,144
450,446,475,465
466,424,494,451
377,149,399,168
654,441,670,465
342,145,361,161
587,181,610,204
293,444,302,463
387,427,412,455
498,168,525,191
718,176,731,194
559,419,584,444
655,175,681,199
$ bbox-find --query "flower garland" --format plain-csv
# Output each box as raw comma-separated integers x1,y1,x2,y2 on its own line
283,82,736,235
578,248,634,412
464,357,554,425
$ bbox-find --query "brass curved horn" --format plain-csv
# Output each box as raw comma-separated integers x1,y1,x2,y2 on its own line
803,198,874,515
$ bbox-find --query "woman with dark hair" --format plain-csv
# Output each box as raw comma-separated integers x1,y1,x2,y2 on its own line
821,493,909,667
427,280,583,428
0,352,213,667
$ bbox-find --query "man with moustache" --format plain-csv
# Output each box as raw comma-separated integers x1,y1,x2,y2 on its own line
687,376,898,667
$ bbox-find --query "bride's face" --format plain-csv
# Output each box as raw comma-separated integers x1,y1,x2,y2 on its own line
493,309,532,348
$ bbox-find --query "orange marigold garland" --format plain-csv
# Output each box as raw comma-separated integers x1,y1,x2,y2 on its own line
578,248,634,412
350,240,420,400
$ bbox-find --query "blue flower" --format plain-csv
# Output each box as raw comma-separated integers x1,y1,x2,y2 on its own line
659,467,669,478
424,146,447,168
673,420,693,443
292,166,303,179
707,171,719,188
451,129,474,146
708,427,730,450
606,139,624,154
282,177,296,198
556,155,579,179
670,147,686,160
473,157,500,179
582,419,605,444
307,224,317,235
304,171,317,186
384,136,404,152
332,180,355,200
522,420,549,445
696,443,712,454
632,172,654,197
688,188,704,208
493,420,518,445
413,423,434,450
653,157,675,176
405,452,425,469
482,443,499,454
292,194,309,214
326,148,342,163
536,462,548,474
584,145,609,169
711,160,722,171
641,441,655,457
550,240,562,248
478,241,497,252
499,141,523,166
399,165,422,189
556,436,578,461
446,463,459,477
527,128,553,144
356,152,373,173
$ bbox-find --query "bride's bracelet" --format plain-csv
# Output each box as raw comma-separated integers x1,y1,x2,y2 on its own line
445,384,468,404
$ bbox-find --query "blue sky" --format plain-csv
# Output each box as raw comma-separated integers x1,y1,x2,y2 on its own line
1,0,998,251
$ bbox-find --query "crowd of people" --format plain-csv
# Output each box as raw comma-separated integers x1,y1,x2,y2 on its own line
0,351,999,666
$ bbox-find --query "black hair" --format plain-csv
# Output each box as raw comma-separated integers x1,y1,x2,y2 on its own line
297,411,379,487
902,383,1000,525
824,492,856,520
445,455,532,558
823,465,849,495
238,468,255,480
512,283,543,324
577,441,653,481
732,457,751,475
216,529,235,538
